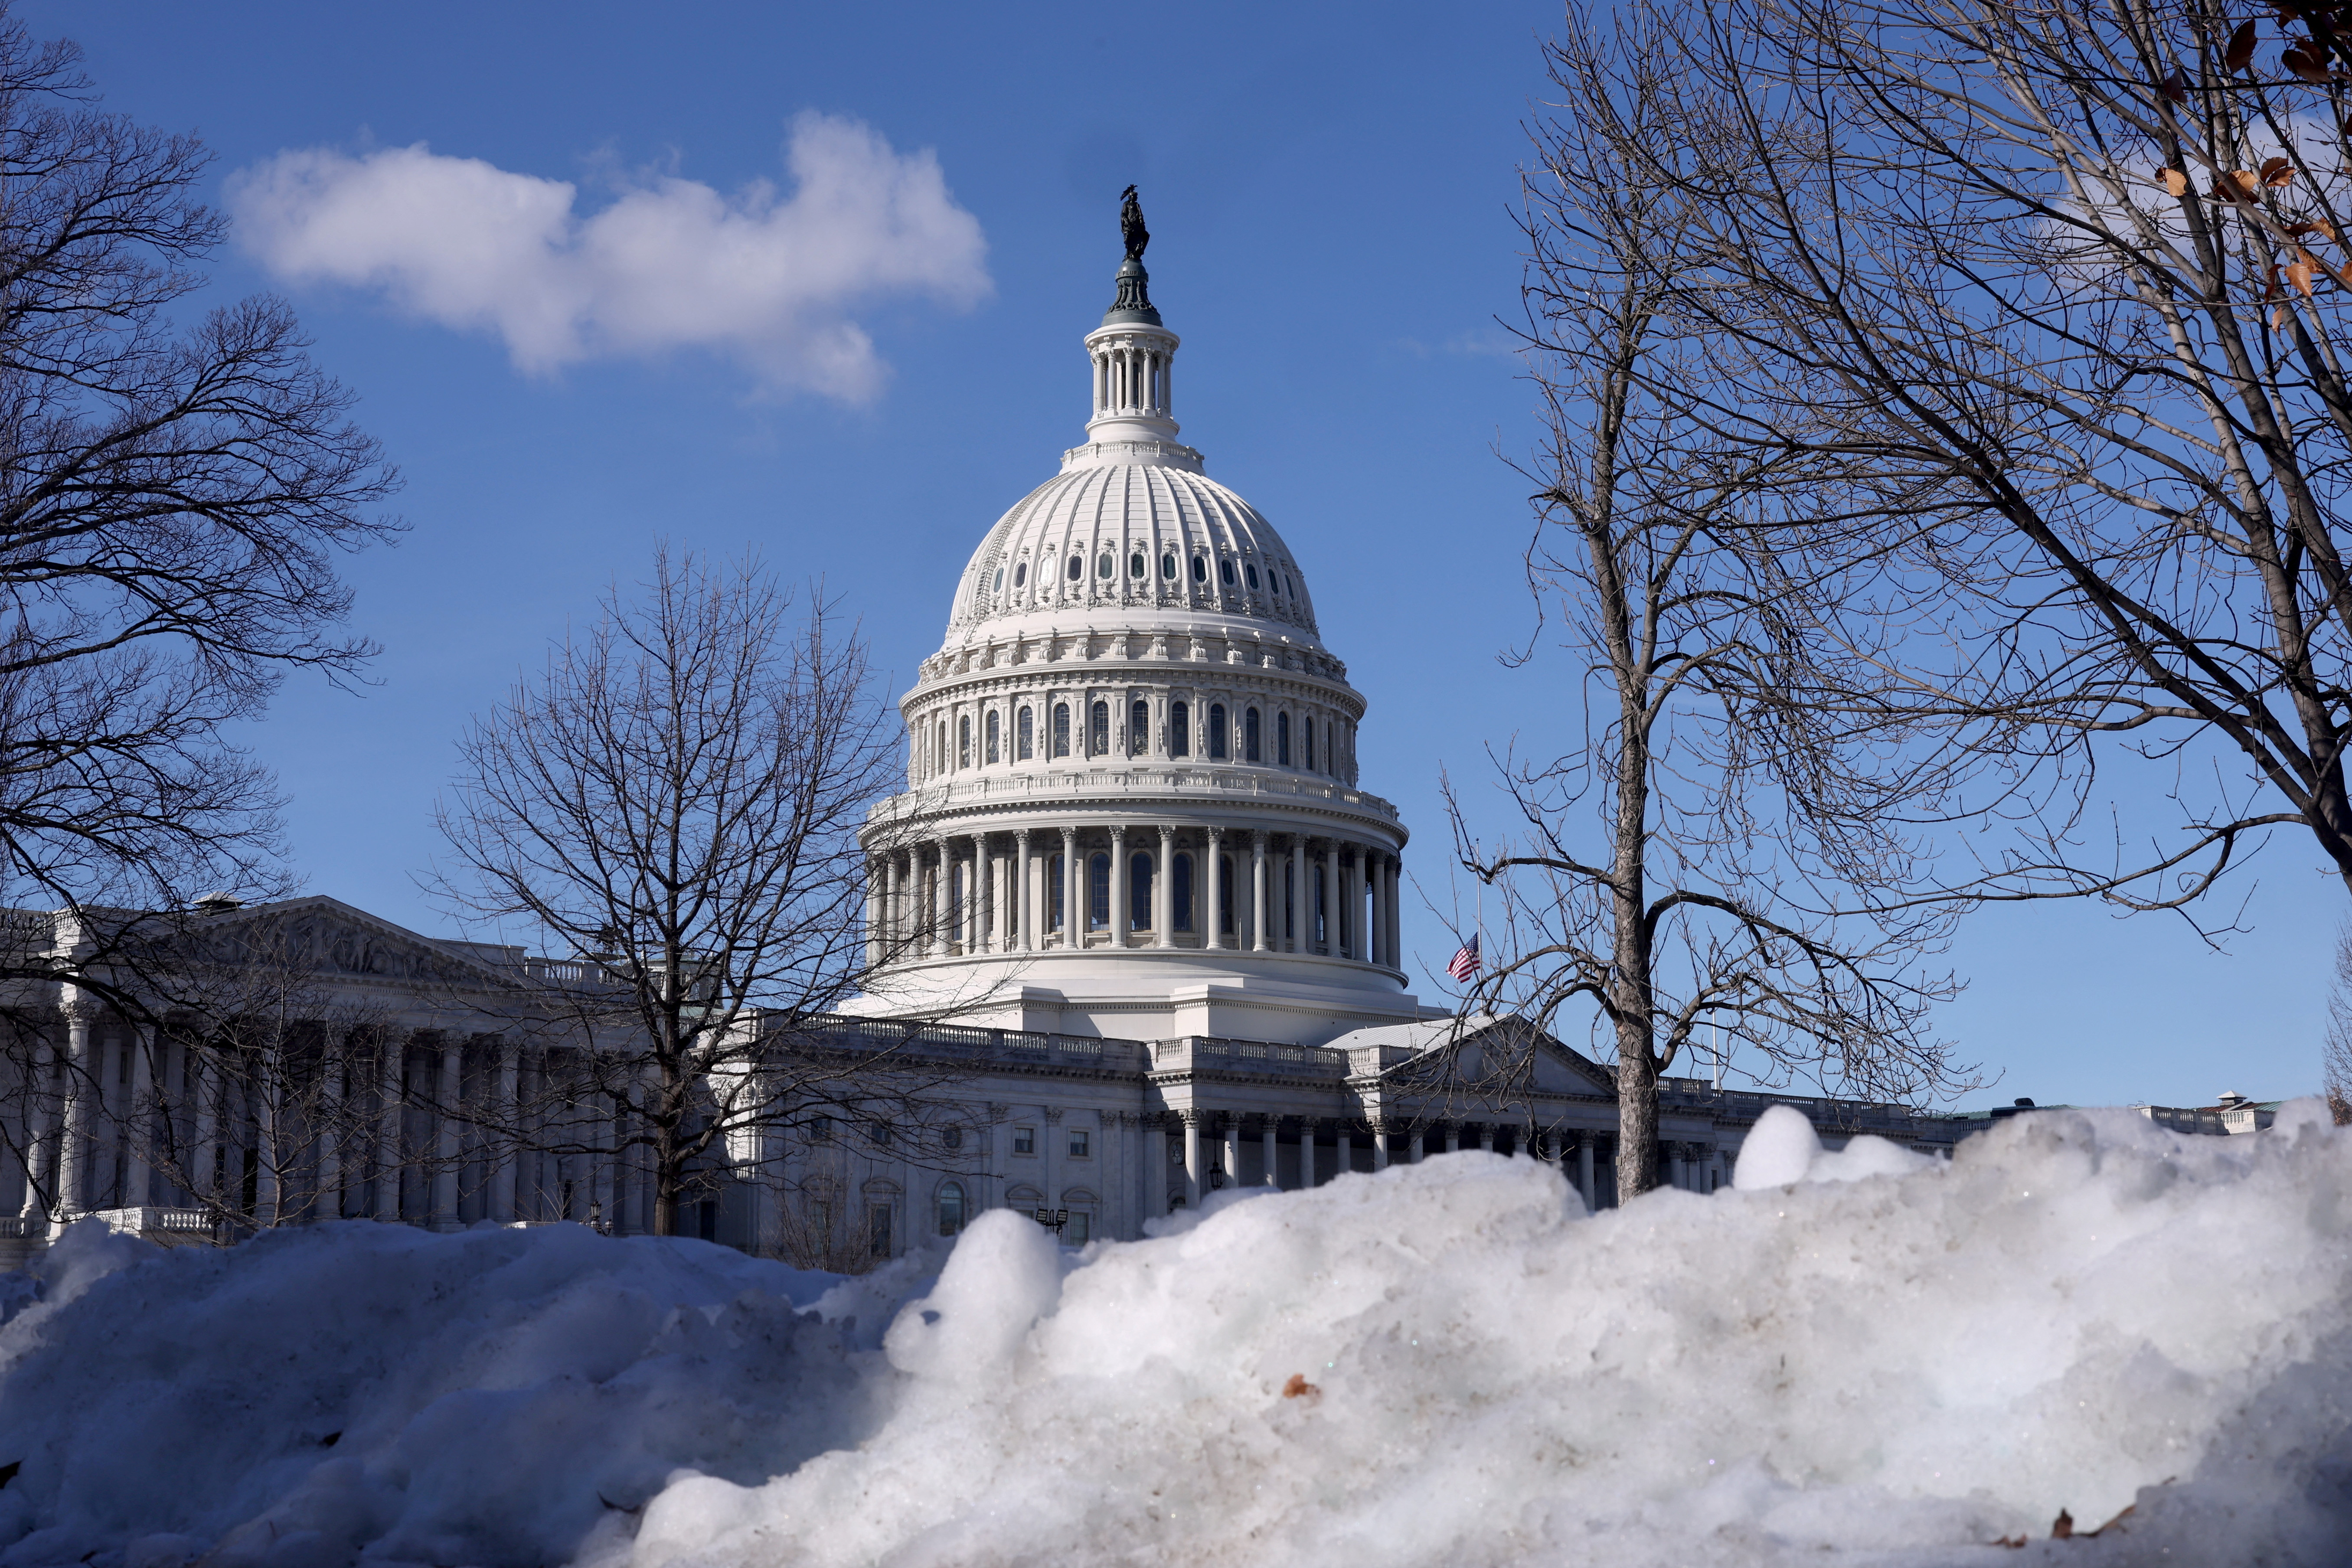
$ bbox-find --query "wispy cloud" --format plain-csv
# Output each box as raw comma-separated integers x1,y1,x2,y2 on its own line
228,112,990,402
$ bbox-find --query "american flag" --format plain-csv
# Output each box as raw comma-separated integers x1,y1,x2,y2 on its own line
1446,933,1481,983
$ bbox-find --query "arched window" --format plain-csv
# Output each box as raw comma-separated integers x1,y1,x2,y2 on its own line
1209,703,1228,759
936,722,947,774
985,710,1001,764
1131,852,1153,931
1089,852,1111,929
1303,716,1315,772
1219,559,1237,586
993,567,1004,594
1090,700,1110,755
1192,554,1208,582
1129,699,1149,754
1052,703,1071,757
937,1182,966,1238
959,715,973,768
1246,563,1261,590
1277,711,1291,766
1161,552,1177,579
1245,706,1261,762
1169,700,1190,758
1017,706,1035,760
1067,554,1084,581
1173,853,1195,931
1097,552,1114,579
1014,561,1027,587
1129,552,1146,579
1049,854,1065,930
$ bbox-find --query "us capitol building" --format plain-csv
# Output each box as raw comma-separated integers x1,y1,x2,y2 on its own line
0,211,1975,1268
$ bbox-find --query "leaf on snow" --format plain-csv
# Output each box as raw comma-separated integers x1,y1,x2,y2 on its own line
1281,1373,1321,1399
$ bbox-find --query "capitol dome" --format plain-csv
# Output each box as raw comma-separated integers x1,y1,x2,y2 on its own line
852,221,1431,1049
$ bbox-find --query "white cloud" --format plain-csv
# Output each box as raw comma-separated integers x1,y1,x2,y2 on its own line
227,112,990,402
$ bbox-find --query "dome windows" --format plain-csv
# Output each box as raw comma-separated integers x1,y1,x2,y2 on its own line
1244,706,1261,762
1052,702,1071,758
1169,700,1189,757
1160,552,1176,580
985,710,1000,765
992,567,1004,594
1208,703,1228,759
1129,699,1149,754
1219,559,1236,587
1017,706,1034,760
1245,564,1261,590
1066,555,1084,582
1088,700,1109,755
1129,552,1146,579
1277,711,1291,766
1014,562,1027,588
1097,552,1114,580
1191,555,1208,582
958,715,972,769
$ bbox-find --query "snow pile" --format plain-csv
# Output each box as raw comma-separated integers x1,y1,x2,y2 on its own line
0,1220,912,1568
635,1104,2352,1568
1,1108,2349,1567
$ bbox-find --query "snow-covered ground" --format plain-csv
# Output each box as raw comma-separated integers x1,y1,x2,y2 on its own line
0,1105,2346,1567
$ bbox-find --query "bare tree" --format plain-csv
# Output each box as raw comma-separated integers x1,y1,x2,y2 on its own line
0,10,396,966
430,548,936,1235
2326,925,2352,1123
1568,0,2352,923
1450,10,1974,1200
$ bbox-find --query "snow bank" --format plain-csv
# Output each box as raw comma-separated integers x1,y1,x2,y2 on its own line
635,1105,2352,1568
3,1107,2349,1567
0,1221,905,1568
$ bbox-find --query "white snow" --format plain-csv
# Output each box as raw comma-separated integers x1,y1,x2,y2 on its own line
3,1106,2350,1566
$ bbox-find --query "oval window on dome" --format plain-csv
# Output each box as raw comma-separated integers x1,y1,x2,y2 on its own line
1014,562,1027,588
1245,564,1261,590
1097,553,1114,579
1067,555,1084,582
1192,555,1208,582
1219,559,1236,586
1129,552,1146,579
1161,552,1177,580
993,567,1004,593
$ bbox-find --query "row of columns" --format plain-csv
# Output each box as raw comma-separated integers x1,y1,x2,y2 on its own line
8,1016,669,1235
866,825,1405,968
1143,1113,1620,1215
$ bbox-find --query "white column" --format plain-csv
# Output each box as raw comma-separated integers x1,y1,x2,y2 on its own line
930,839,951,957
1478,1125,1496,1153
1155,824,1176,948
1016,830,1035,951
1222,1119,1241,1189
1251,831,1269,952
1181,1114,1201,1209
1261,1117,1279,1188
55,1004,93,1218
1444,1124,1461,1154
883,852,902,958
1204,827,1225,949
1333,1123,1353,1181
864,858,883,969
1149,1119,1169,1215
432,1039,461,1229
18,1037,51,1219
124,1023,154,1209
1289,839,1307,953
255,1048,284,1225
374,1041,403,1221
1384,853,1402,969
1061,826,1081,947
493,1038,519,1222
1410,1130,1425,1163
1373,1124,1390,1171
317,1033,344,1220
1109,826,1130,946
1319,845,1338,957
974,834,993,954
189,1050,219,1209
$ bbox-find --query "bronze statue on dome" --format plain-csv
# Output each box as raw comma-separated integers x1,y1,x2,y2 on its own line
1120,185,1149,261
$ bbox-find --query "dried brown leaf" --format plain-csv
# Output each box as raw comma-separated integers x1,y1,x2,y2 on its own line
2263,155,2296,186
1281,1373,1320,1399
2228,19,2261,69
2163,167,2192,196
2051,1508,2075,1539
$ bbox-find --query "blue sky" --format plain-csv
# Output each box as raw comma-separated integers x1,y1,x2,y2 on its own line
28,0,2337,1111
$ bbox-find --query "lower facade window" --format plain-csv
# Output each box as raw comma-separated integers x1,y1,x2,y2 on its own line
1245,707,1261,761
985,710,1000,764
1130,699,1149,755
1303,716,1315,771
1018,706,1034,759
867,1204,893,1258
1209,704,1228,759
1065,1212,1091,1245
1053,702,1071,757
959,715,972,768
1277,711,1291,766
937,1182,965,1237
1090,700,1109,755
1169,700,1189,757
1090,852,1111,929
